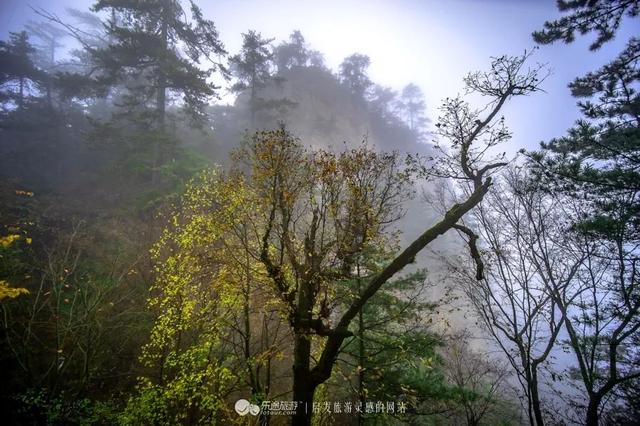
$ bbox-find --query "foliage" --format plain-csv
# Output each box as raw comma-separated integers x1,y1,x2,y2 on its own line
229,30,274,94
122,170,265,425
15,388,119,426
0,3,556,425
274,30,312,72
339,53,372,99
397,83,429,137
90,0,227,125
532,0,639,50
530,5,640,423
0,233,30,301
0,31,42,111
336,265,449,423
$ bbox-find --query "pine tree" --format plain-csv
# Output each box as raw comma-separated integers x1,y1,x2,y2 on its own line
367,85,398,124
530,2,639,242
87,0,228,182
532,0,639,51
90,0,227,127
0,31,41,112
229,30,275,127
339,53,372,99
397,83,429,138
337,265,447,425
24,21,66,109
273,30,309,73
530,3,640,424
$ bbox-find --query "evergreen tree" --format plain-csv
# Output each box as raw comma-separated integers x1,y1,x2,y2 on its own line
307,49,326,69
366,84,398,125
24,21,67,109
397,83,429,138
0,31,41,112
532,0,639,51
530,3,640,424
531,0,639,242
33,8,112,109
90,0,228,127
273,30,309,73
85,0,228,183
229,30,275,127
530,38,639,236
339,53,372,99
337,265,448,425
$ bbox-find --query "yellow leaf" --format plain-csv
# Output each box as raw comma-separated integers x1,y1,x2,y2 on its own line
0,281,29,301
0,234,21,248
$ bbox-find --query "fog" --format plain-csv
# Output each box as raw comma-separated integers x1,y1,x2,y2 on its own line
0,1,638,425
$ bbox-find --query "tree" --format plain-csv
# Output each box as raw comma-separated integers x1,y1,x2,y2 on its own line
90,0,227,127
531,1,638,211
229,30,275,127
366,84,399,125
0,31,41,112
244,52,545,425
532,0,639,51
33,7,112,109
307,50,326,69
336,266,445,425
24,21,67,109
339,53,372,99
273,30,309,73
442,332,513,426
123,171,250,425
74,0,229,183
1,221,146,425
124,170,290,425
551,202,640,425
397,83,429,138
451,167,579,426
532,6,640,424
529,37,639,237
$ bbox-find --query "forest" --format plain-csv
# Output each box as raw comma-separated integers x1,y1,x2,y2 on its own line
0,0,638,425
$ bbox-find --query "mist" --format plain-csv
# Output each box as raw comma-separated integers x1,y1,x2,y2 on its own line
0,1,638,425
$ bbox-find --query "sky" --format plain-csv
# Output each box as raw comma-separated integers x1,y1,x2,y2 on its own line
1,0,637,155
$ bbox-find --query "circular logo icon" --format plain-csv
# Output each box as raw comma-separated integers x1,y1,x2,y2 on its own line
234,399,251,416
249,404,260,416
235,399,261,416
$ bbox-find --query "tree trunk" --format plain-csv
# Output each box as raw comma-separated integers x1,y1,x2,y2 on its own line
19,77,24,111
357,306,365,426
46,39,54,110
292,332,314,426
585,395,601,426
530,369,544,426
292,279,315,426
357,272,365,426
152,9,168,184
250,70,256,129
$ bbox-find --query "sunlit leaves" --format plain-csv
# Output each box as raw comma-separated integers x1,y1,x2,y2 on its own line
127,169,259,424
0,280,29,301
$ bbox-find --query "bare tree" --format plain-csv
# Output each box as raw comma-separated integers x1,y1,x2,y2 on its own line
1,222,143,396
532,195,640,425
455,163,640,425
443,331,513,426
451,167,582,426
